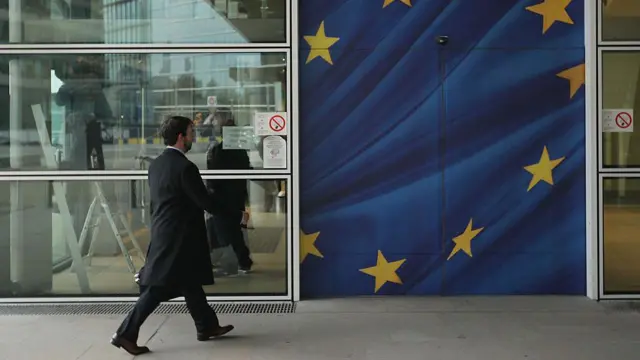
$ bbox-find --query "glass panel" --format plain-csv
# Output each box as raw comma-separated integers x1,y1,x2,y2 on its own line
603,177,640,294
602,0,640,42
0,52,288,171
0,178,288,297
2,0,286,44
601,52,640,168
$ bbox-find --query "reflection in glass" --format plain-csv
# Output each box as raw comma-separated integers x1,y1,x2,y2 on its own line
2,0,286,44
603,178,640,294
602,52,640,168
0,179,287,296
0,52,287,171
602,0,640,41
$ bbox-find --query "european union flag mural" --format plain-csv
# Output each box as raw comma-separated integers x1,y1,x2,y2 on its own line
299,0,586,297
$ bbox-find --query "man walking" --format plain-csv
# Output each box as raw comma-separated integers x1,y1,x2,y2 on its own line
110,116,249,355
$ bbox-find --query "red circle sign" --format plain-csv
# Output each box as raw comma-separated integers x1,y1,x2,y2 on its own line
269,115,286,132
616,112,633,129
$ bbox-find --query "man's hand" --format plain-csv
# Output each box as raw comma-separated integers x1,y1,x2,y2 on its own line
241,211,250,225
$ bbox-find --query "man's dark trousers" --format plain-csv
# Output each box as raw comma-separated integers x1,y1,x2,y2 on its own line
116,285,218,342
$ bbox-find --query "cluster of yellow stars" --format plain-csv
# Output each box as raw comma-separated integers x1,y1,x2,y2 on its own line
300,0,584,293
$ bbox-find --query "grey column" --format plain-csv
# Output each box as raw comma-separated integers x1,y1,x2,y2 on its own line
8,0,53,295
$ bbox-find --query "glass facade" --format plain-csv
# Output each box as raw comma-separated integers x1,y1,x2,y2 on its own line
601,52,640,168
2,52,288,171
0,0,294,300
599,1,640,297
602,177,640,294
601,0,640,42
3,0,286,44
0,178,288,296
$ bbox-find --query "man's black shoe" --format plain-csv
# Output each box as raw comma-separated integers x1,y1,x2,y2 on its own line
110,334,151,355
196,325,234,341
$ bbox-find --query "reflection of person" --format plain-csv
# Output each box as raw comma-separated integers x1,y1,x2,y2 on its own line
53,56,112,254
111,116,248,356
200,107,234,138
205,113,254,276
54,56,110,170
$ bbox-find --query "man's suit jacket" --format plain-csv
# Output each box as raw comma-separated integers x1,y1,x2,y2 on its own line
139,148,242,287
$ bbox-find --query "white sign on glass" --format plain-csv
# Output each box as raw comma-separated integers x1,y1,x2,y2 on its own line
222,126,255,150
603,109,634,132
262,136,286,169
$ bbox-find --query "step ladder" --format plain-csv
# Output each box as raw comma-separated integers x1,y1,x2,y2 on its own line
77,182,146,273
32,103,145,294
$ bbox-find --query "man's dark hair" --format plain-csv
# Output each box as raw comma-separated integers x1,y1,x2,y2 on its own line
159,116,192,146
215,107,235,126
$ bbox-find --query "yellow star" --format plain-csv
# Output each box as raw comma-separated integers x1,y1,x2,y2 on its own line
556,63,585,99
526,0,574,34
303,21,340,65
300,230,323,263
447,219,484,261
359,250,406,293
383,0,411,8
524,146,565,191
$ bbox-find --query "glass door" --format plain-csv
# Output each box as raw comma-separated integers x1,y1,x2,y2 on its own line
599,51,640,296
598,0,640,299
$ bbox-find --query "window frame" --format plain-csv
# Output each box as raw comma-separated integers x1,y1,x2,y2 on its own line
0,47,292,176
596,47,640,173
597,173,640,299
0,173,294,303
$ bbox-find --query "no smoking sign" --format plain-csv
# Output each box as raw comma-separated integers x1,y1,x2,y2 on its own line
603,109,634,133
269,115,286,132
254,112,288,136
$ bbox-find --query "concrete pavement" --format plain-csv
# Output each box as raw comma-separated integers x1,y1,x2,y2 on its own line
1,297,639,360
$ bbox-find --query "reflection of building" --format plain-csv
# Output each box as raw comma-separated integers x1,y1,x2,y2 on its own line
0,1,288,137
102,52,285,140
5,0,284,43
103,0,284,44
97,1,286,137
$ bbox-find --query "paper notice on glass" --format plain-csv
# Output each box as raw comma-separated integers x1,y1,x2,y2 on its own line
222,126,255,150
262,136,286,168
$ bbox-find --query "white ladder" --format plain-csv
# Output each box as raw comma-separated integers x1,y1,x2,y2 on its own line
32,104,145,294
77,182,146,273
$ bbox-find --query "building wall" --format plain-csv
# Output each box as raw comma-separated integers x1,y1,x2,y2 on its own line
298,0,587,296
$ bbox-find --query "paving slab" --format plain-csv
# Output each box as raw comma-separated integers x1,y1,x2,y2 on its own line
0,297,638,360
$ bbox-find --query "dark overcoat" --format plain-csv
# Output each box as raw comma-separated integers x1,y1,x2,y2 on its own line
139,148,243,287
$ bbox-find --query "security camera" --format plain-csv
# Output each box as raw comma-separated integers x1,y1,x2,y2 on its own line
436,36,449,46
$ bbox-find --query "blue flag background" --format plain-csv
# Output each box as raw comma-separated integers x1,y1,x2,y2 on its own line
299,0,586,296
